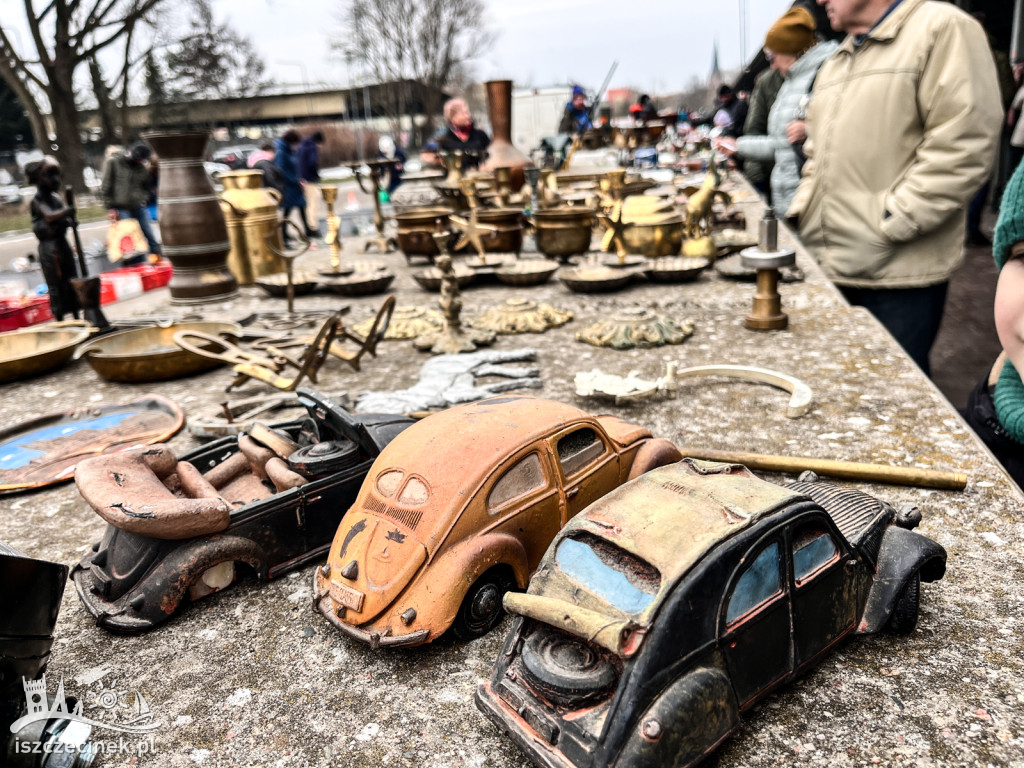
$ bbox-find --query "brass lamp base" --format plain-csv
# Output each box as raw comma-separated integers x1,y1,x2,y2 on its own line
740,247,796,332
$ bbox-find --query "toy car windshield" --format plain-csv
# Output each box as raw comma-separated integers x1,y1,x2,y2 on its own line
555,533,661,614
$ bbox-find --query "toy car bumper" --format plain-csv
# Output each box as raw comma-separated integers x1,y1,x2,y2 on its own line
70,563,158,633
313,590,429,648
475,682,577,768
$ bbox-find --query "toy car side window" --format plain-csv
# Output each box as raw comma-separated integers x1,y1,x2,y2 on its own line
487,452,547,514
556,427,606,477
726,541,782,625
791,525,839,584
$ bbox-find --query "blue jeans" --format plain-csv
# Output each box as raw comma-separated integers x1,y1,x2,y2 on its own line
117,207,161,255
839,282,948,378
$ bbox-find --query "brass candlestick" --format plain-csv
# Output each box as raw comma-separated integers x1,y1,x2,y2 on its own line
740,209,795,331
351,161,397,253
320,184,342,272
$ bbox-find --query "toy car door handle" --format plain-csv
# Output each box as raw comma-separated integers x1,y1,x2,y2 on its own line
566,487,580,499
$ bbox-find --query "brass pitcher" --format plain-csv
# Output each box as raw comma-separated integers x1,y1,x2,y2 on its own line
219,170,285,285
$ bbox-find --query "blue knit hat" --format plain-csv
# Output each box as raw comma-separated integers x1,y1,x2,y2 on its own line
572,85,585,99
993,160,1024,270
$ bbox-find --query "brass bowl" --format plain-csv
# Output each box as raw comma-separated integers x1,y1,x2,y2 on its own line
394,207,453,260
412,264,476,292
322,271,395,296
531,207,596,260
495,260,560,286
74,322,241,382
558,265,634,293
644,256,711,283
255,271,319,297
622,214,685,258
0,327,92,383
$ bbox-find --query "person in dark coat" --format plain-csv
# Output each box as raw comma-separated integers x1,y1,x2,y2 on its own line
27,158,80,321
296,130,324,237
274,129,306,246
558,86,593,135
439,97,490,172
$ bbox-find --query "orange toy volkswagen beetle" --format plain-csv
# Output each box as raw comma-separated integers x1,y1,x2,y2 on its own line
313,395,681,647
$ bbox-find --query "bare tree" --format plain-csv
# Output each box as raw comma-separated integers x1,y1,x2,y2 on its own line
0,0,168,191
336,0,490,144
163,0,269,101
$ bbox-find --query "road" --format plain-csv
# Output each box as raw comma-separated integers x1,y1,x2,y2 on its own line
0,179,373,279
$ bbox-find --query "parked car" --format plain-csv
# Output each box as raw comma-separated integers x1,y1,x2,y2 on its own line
476,459,947,768
211,145,260,170
71,389,413,632
313,395,681,648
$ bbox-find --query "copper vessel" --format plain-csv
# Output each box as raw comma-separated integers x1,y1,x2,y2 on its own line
475,207,524,256
220,170,285,285
143,131,238,304
622,214,685,257
394,207,453,261
531,207,596,260
480,80,534,191
0,327,91,383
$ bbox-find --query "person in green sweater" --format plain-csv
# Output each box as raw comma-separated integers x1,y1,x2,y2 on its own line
964,160,1024,486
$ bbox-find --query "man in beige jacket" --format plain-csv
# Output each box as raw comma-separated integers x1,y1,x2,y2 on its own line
789,0,1002,376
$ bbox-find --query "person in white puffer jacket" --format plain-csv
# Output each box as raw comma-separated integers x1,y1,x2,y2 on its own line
717,7,837,219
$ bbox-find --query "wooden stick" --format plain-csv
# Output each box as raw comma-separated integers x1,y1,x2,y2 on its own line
676,447,967,491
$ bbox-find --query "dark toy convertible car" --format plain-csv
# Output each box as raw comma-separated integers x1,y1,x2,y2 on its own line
71,389,413,632
476,459,947,768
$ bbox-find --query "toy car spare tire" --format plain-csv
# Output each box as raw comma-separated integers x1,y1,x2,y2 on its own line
520,627,616,706
452,570,513,640
887,572,920,634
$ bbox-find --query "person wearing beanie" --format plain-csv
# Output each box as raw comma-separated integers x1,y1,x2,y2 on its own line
715,6,837,218
100,140,161,256
963,161,1024,487
558,85,593,135
788,0,1001,377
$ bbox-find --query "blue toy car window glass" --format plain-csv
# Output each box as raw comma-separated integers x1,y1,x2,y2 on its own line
557,428,606,477
555,534,660,614
792,527,838,583
376,469,403,497
726,542,781,625
488,452,546,514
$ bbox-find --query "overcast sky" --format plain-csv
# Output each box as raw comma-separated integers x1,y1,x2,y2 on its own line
216,0,791,97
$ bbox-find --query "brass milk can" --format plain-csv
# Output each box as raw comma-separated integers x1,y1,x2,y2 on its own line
219,170,284,285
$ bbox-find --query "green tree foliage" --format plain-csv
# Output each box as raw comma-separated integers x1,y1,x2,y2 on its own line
0,78,32,151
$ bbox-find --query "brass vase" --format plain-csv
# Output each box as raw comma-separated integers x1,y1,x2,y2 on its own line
143,130,238,304
480,79,534,192
219,170,284,285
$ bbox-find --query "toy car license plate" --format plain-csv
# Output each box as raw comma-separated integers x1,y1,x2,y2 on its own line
330,582,364,612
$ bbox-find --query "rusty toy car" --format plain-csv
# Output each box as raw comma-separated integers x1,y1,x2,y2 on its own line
476,459,947,768
71,389,413,632
313,395,681,647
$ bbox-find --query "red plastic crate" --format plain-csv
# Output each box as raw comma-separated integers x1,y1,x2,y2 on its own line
0,306,26,332
99,278,117,305
22,296,54,326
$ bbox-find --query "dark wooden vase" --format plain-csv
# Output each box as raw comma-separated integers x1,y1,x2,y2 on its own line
143,131,238,304
480,79,534,192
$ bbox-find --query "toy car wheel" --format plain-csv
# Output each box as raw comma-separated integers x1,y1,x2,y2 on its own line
452,570,512,640
520,627,617,706
887,572,920,634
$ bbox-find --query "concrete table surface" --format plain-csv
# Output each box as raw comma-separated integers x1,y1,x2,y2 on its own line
3,179,1022,768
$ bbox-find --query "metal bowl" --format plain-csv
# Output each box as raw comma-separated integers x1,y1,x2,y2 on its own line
495,260,560,286
558,265,634,293
255,271,319,297
412,264,476,292
644,257,711,283
321,271,395,296
0,327,92,383
74,322,241,382
394,207,453,260
531,207,596,260
622,214,685,258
